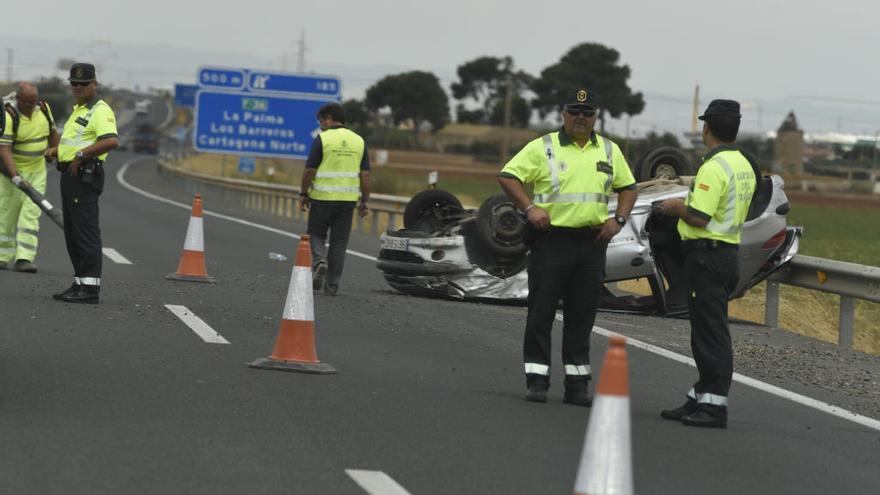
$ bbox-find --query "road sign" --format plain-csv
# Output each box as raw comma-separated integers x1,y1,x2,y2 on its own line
193,66,341,159
238,156,256,175
174,84,198,107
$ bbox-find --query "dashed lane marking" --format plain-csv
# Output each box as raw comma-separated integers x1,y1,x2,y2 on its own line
165,304,230,344
102,247,133,265
345,470,412,495
119,158,879,432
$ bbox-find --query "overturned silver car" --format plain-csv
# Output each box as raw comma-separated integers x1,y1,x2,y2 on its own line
376,169,801,315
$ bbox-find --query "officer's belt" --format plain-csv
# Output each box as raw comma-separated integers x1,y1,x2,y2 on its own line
681,239,739,253
56,158,103,173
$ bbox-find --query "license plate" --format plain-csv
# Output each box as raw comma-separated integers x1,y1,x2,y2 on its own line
382,237,409,251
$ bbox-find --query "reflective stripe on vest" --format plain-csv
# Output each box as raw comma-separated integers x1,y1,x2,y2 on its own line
536,134,614,204
312,184,360,193
705,156,741,237
315,171,359,178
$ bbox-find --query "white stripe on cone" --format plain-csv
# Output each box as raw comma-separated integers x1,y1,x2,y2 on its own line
573,395,633,495
282,266,315,322
183,217,205,251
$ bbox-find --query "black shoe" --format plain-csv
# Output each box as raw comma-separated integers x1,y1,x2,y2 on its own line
661,399,698,421
13,259,37,273
563,384,592,407
0,260,7,270
312,262,327,291
681,408,727,429
52,283,80,300
324,284,338,296
525,384,548,403
58,286,100,304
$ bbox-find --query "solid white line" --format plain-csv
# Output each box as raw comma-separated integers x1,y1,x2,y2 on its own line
561,314,880,432
102,247,133,265
116,161,377,262
165,304,230,344
119,158,879,431
345,470,412,495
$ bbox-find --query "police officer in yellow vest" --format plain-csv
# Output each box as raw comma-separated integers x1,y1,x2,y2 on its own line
299,103,370,296
45,63,119,304
660,99,756,428
499,88,638,406
0,82,60,273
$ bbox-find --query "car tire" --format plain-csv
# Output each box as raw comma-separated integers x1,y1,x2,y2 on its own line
403,189,463,231
476,194,528,256
635,146,695,182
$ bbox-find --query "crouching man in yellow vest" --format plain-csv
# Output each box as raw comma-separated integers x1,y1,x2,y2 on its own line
299,103,370,296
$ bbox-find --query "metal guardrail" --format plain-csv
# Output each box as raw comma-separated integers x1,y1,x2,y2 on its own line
158,158,879,350
766,256,880,348
157,159,412,234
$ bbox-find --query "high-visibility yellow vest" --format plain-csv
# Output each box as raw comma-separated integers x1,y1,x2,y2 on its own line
309,127,364,202
678,149,755,243
58,99,117,162
501,131,635,227
10,102,55,171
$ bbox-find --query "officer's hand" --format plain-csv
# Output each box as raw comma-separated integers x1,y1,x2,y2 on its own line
526,206,551,231
661,198,685,217
299,195,310,212
596,218,623,243
69,158,81,176
44,147,58,160
358,201,369,218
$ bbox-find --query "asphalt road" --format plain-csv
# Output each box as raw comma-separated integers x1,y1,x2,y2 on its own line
1,135,879,492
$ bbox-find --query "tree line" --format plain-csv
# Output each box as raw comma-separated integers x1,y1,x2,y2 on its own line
344,42,645,135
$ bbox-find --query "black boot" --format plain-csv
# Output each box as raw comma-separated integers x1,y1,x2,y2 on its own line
660,399,698,421
525,380,549,403
563,382,592,407
682,406,728,429
58,285,100,304
52,283,80,300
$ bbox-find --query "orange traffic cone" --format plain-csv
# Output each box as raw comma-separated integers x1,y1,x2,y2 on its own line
573,336,633,495
248,235,336,374
167,194,215,283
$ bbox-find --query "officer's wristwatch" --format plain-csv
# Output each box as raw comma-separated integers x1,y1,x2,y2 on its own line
614,215,627,226
75,150,85,160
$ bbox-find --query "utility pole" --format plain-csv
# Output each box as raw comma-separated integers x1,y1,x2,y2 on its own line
5,48,13,83
500,72,513,162
690,84,700,134
873,130,878,169
296,28,307,73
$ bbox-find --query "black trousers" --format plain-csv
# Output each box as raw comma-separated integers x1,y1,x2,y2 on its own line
60,169,104,286
307,200,355,294
524,231,606,388
683,246,739,408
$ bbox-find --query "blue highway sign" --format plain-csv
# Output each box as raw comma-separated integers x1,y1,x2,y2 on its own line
193,66,341,160
238,155,256,175
174,84,198,107
194,90,327,158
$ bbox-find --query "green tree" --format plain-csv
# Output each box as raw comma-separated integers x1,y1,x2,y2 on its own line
342,98,370,127
451,56,533,128
532,43,645,133
365,71,449,133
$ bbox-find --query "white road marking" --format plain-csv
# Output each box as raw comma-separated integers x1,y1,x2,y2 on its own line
102,247,133,265
562,315,880,432
165,304,230,344
345,470,412,495
119,158,880,432
116,161,377,262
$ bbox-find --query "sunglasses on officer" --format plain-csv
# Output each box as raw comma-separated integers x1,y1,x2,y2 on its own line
564,105,597,117
69,81,92,87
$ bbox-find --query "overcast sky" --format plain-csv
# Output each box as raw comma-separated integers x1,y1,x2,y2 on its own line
5,0,880,136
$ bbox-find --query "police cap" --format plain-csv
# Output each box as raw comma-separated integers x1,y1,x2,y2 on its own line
68,63,97,83
562,87,599,109
698,99,741,120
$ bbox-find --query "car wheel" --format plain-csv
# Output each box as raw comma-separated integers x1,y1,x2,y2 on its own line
476,194,528,256
635,146,695,182
403,189,463,232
